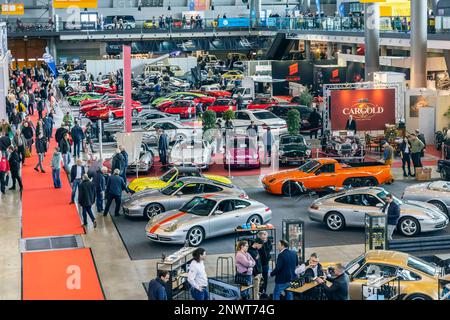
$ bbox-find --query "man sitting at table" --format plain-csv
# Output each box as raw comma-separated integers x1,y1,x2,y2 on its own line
295,253,324,279
315,263,349,300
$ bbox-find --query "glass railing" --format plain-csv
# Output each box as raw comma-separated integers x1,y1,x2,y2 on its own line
0,16,442,35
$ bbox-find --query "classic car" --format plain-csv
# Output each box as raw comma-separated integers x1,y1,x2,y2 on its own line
94,83,117,94
122,177,246,219
169,140,214,170
140,120,200,146
322,131,364,160
163,100,197,119
278,134,312,166
247,97,279,110
103,143,154,174
145,194,272,246
127,166,232,193
329,250,450,300
261,158,394,196
231,110,287,137
308,187,448,236
151,91,205,107
402,180,450,217
156,94,215,111
206,98,236,116
223,135,260,169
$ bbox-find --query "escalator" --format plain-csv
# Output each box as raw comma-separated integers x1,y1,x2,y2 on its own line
266,32,295,60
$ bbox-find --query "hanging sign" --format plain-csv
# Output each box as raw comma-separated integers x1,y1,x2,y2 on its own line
1,4,25,15
53,0,98,8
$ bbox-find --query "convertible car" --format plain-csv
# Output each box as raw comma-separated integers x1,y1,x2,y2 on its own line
262,158,394,196
127,166,232,193
145,194,272,246
122,177,246,219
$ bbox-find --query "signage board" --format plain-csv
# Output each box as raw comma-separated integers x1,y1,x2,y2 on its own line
53,0,98,8
329,88,396,131
271,61,314,95
1,4,24,15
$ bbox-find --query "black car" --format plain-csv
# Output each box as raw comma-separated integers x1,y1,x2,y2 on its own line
278,134,312,166
438,160,450,180
267,104,319,131
132,89,154,104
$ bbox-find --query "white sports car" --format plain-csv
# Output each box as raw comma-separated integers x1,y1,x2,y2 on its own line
169,140,215,170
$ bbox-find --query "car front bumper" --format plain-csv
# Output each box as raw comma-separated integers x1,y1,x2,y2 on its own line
146,230,187,244
419,216,449,232
122,205,143,217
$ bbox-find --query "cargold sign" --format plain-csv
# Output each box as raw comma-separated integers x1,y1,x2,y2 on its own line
1,4,24,15
53,0,98,8
330,88,396,131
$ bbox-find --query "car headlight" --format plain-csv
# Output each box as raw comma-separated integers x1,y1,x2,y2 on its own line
305,149,311,156
164,223,178,232
426,210,442,220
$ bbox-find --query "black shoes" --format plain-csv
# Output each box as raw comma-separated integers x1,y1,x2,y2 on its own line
93,220,97,228
34,168,38,172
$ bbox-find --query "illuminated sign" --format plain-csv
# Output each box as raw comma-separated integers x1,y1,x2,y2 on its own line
289,63,298,76
53,0,98,8
1,4,24,15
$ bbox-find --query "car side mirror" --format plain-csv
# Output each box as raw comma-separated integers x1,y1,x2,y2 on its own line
376,203,383,208
215,210,223,215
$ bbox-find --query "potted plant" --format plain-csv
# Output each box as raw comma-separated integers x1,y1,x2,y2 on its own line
202,110,217,143
287,109,301,135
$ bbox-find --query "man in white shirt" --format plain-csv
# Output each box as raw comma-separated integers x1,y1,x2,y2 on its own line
187,247,209,300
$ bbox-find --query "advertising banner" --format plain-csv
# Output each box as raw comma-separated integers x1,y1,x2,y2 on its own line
346,61,365,83
194,0,210,11
271,61,314,95
1,4,24,15
329,88,396,131
53,0,98,8
314,66,347,93
218,18,250,28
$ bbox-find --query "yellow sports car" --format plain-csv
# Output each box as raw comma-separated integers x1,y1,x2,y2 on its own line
143,20,158,28
327,250,448,300
222,70,244,80
128,166,232,193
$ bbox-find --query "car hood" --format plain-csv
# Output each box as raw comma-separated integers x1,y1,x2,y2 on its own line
203,174,232,184
264,168,305,182
227,148,258,158
147,210,204,231
124,188,162,205
280,143,308,153
128,177,168,191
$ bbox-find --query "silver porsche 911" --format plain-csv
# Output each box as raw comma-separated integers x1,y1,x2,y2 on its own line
402,180,450,217
145,194,272,246
308,187,449,236
122,177,246,219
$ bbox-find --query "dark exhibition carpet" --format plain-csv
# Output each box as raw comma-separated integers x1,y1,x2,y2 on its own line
111,180,450,260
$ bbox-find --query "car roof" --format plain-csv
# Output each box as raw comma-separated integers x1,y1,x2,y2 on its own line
195,194,244,201
365,250,409,266
176,176,221,184
175,166,201,173
335,186,386,196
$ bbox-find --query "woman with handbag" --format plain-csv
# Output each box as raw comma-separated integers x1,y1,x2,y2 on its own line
235,240,256,299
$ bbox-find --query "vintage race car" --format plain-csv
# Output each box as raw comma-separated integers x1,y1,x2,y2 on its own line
145,194,272,246
127,166,232,193
122,177,245,219
262,158,394,196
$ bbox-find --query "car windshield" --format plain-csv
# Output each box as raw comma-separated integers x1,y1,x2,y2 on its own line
215,100,230,106
407,256,437,276
344,254,366,275
253,98,269,104
298,160,320,173
376,190,402,205
253,111,277,120
281,135,305,145
180,197,217,216
160,168,177,182
160,181,183,195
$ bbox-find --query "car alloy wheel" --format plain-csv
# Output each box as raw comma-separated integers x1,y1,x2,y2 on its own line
187,227,204,246
144,203,163,220
247,215,262,225
326,212,344,231
399,217,419,236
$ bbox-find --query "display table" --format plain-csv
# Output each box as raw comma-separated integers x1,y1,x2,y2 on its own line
286,280,331,294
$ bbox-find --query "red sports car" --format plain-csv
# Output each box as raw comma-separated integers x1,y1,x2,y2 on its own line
84,100,142,121
223,136,260,169
164,100,196,119
79,93,121,107
80,98,140,114
206,98,236,115
202,90,232,98
247,97,279,110
157,95,215,112
94,83,117,94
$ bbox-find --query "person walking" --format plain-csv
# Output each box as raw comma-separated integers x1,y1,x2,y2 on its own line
78,174,97,229
63,112,73,129
248,238,264,300
381,193,400,241
59,132,72,171
410,133,425,175
0,153,9,195
34,134,47,173
93,166,108,213
51,147,63,188
187,248,209,300
21,121,34,156
36,97,45,120
399,136,412,177
257,231,272,296
13,129,26,164
147,270,170,300
262,127,275,165
69,159,86,204
7,146,22,192
381,140,394,166
157,128,169,170
0,131,11,156
103,169,129,217
119,145,128,181
111,149,125,174
71,121,85,159
270,240,298,300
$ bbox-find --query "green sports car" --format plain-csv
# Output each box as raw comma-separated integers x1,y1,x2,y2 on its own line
67,92,102,106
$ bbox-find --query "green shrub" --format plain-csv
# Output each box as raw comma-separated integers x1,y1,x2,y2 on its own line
287,109,300,135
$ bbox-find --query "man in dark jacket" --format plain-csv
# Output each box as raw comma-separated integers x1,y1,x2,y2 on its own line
236,93,244,110
71,121,85,159
148,270,170,300
308,107,322,139
0,133,11,155
270,240,298,300
315,263,349,300
248,238,264,300
93,166,108,213
7,146,22,191
70,159,86,204
34,134,47,173
59,132,72,171
78,174,97,228
111,149,124,173
257,231,272,295
119,145,128,181
382,193,400,240
103,168,129,217
55,126,69,145
345,115,357,134
157,128,169,170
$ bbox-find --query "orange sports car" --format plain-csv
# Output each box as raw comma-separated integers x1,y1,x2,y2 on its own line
262,158,394,196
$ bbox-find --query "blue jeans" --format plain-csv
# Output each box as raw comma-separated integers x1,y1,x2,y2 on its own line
73,140,82,159
273,282,293,300
71,179,82,202
62,153,71,170
82,206,96,225
190,287,209,300
52,168,61,188
96,190,104,212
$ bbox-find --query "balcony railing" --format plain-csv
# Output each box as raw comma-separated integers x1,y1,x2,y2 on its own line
1,16,442,35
